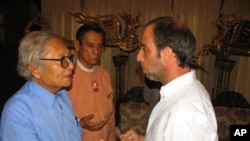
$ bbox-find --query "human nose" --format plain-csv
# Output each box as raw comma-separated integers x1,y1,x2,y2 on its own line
93,46,102,54
136,48,143,62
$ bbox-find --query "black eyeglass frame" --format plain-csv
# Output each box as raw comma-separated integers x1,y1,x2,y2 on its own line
39,54,76,68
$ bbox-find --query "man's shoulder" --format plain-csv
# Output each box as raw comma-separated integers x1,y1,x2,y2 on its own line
94,65,110,73
2,86,34,118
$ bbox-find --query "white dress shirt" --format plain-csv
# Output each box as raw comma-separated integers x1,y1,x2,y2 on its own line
146,70,218,141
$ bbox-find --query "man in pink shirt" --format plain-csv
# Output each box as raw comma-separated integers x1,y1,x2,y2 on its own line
68,24,115,141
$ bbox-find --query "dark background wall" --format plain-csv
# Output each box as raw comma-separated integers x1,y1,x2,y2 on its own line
0,0,41,116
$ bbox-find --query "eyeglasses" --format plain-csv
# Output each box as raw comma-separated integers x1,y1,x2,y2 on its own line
39,54,76,68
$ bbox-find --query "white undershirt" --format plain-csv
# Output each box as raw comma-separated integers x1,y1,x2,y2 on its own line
76,59,95,73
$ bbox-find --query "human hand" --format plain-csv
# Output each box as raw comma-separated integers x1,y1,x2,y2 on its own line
119,129,145,141
79,114,107,131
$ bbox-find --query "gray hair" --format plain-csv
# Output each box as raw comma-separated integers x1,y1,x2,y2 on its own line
17,31,63,80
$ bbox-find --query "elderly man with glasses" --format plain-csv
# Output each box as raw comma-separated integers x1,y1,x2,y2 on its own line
0,31,82,141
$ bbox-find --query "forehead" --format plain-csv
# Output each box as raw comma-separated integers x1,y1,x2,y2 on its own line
142,24,154,39
141,24,156,49
83,31,103,40
44,38,69,56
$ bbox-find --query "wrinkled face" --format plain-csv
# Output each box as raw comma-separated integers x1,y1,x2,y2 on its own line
32,38,75,94
76,31,103,69
137,24,163,81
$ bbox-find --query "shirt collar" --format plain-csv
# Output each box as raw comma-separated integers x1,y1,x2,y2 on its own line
160,70,197,100
77,59,95,73
28,80,62,107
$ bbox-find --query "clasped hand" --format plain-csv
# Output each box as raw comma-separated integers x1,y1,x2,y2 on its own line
79,114,107,131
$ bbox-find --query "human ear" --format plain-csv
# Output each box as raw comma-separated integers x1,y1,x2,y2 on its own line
161,46,174,57
73,40,80,51
28,63,41,79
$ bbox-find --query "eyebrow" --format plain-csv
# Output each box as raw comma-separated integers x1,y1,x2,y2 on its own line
140,42,145,47
140,43,149,50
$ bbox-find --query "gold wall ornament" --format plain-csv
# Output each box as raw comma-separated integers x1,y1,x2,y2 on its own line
24,2,50,34
198,12,250,98
199,13,250,58
69,12,141,52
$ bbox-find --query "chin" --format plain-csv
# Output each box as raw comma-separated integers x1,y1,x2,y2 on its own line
62,79,72,87
63,83,72,88
146,74,159,81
